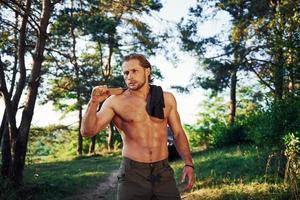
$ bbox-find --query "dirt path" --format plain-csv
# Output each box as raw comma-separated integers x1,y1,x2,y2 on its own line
65,169,191,200
65,169,118,200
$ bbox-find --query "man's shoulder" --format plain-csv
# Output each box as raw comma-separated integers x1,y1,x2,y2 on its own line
163,91,175,98
163,91,176,106
102,94,123,107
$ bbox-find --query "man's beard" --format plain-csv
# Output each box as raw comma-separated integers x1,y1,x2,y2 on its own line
127,75,147,91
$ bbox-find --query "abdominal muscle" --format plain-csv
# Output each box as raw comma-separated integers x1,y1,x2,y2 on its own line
114,118,169,163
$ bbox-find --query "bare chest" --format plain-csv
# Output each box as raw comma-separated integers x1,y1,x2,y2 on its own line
112,97,168,123
114,98,149,122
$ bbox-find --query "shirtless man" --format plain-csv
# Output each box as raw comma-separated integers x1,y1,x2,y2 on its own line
81,53,195,200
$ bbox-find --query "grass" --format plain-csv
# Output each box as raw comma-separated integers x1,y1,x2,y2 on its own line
0,145,295,200
0,151,122,200
171,145,292,200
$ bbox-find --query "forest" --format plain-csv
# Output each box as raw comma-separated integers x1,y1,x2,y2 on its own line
0,0,299,199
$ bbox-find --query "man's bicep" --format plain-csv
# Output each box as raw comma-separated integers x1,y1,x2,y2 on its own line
168,109,182,133
95,101,115,131
167,94,184,136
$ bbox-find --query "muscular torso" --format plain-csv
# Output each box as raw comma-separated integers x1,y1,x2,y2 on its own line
110,92,170,163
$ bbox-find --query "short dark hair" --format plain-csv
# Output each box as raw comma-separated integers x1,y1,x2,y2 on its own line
123,53,153,83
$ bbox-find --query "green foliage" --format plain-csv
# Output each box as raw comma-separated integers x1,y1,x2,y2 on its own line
284,133,300,159
185,121,249,149
246,96,300,149
279,97,300,135
27,125,76,162
180,0,300,155
0,31,10,50
242,110,273,147
192,59,232,94
187,117,250,149
210,122,249,147
184,124,212,149
189,92,261,148
27,125,122,162
283,132,300,200
41,0,165,118
189,82,300,150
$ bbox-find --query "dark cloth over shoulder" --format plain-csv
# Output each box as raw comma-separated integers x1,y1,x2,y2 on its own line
146,85,165,119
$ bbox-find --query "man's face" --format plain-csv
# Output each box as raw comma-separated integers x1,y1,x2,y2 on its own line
122,59,150,90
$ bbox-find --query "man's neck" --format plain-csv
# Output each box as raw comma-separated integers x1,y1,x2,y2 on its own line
127,84,150,99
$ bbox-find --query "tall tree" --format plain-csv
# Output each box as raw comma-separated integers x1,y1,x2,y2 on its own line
180,0,299,146
42,0,163,154
0,1,19,145
0,0,61,184
179,0,254,125
245,0,300,146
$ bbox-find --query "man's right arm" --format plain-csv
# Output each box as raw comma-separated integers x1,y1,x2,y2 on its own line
80,86,115,137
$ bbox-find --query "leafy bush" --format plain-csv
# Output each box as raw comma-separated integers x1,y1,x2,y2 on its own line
27,125,123,161
184,124,213,149
283,132,300,199
27,125,73,161
210,121,249,147
245,111,273,147
185,120,250,149
246,96,300,149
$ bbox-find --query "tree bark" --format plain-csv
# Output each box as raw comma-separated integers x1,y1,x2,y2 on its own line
69,0,83,155
228,1,246,126
0,55,19,179
77,108,83,155
270,1,285,145
77,132,83,155
229,67,237,125
89,136,96,155
0,112,5,148
107,122,114,151
0,0,28,179
274,55,284,100
7,0,53,184
1,126,11,177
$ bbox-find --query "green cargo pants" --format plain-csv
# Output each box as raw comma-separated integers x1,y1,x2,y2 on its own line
117,157,181,200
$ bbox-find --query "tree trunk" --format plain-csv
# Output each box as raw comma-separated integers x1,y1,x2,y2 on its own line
272,53,285,146
77,95,83,156
228,1,246,126
8,0,53,184
70,0,83,156
77,103,83,155
229,67,237,125
89,136,96,154
107,123,114,151
1,126,11,177
270,1,285,147
0,10,20,147
0,112,5,148
77,133,83,155
0,2,25,179
274,55,284,101
0,58,19,179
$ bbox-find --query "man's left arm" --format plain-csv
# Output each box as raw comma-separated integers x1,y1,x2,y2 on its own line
165,92,195,191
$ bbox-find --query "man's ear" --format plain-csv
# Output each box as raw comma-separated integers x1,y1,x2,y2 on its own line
145,68,151,76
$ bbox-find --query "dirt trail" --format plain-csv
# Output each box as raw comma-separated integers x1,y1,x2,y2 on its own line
65,169,191,200
65,170,118,200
